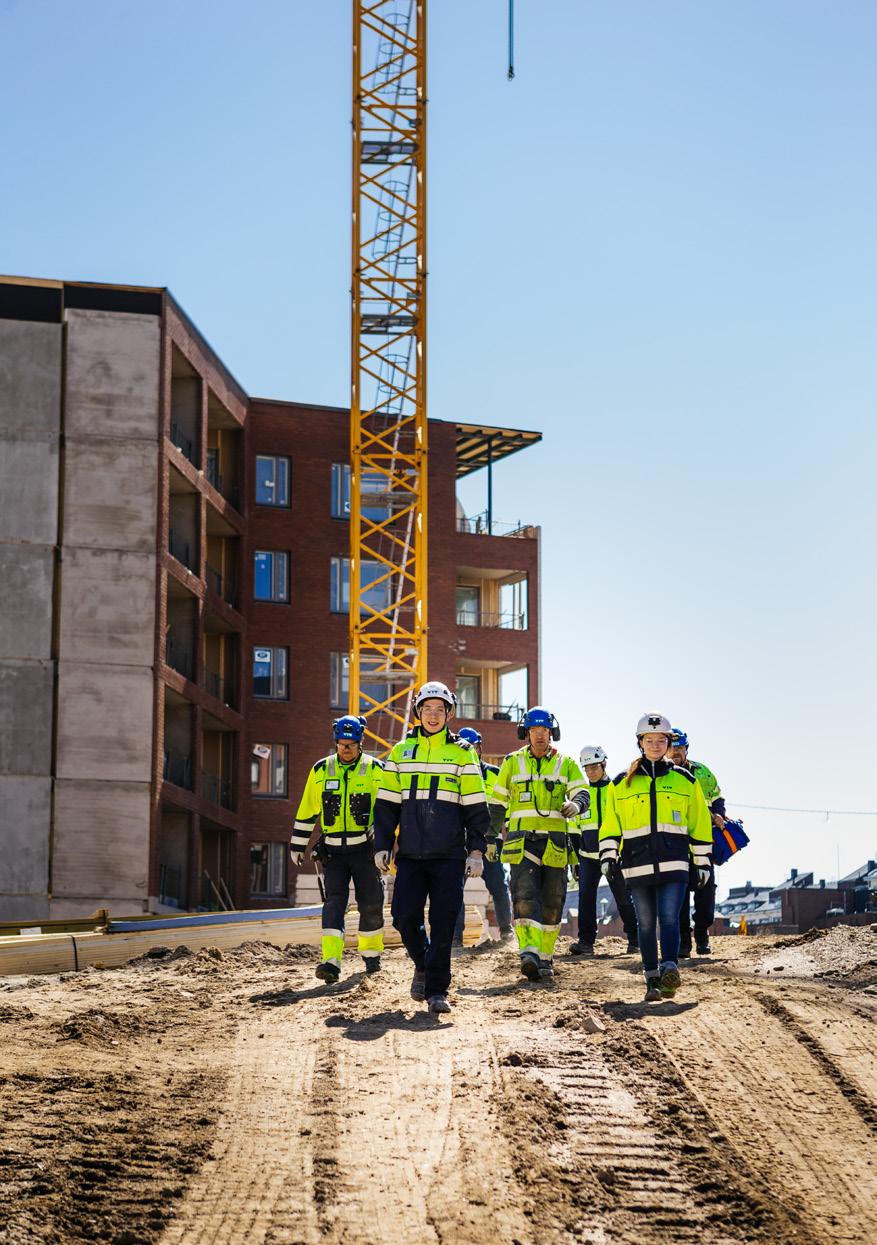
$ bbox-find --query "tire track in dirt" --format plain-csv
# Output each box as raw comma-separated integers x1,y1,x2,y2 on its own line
641,974,877,1245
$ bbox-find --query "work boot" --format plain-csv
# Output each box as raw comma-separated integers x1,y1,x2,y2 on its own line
364,956,382,975
427,994,452,1015
625,939,639,954
410,970,427,1002
315,962,340,984
570,942,594,957
500,928,516,943
538,961,555,981
659,967,681,998
695,940,712,955
520,953,541,981
644,975,663,1002
678,942,692,960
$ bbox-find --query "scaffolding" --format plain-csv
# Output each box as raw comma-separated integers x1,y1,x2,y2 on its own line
350,1,427,753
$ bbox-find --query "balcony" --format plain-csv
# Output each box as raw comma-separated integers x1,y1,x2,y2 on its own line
166,633,194,681
206,561,239,610
206,457,241,511
204,667,237,710
456,702,521,723
456,608,526,630
202,770,235,812
456,511,534,538
168,527,197,573
164,748,193,790
170,419,195,465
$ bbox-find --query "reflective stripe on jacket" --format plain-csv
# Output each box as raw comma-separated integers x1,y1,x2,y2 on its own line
576,776,611,859
291,752,384,850
598,760,712,885
492,747,588,837
373,727,489,860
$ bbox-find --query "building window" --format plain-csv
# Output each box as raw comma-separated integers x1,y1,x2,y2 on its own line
250,842,288,897
331,463,390,522
456,584,480,626
251,743,288,798
329,557,390,615
253,647,288,699
254,551,289,603
456,675,481,719
330,651,390,711
255,455,290,507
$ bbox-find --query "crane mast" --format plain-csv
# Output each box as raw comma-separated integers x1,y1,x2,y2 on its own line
350,1,428,754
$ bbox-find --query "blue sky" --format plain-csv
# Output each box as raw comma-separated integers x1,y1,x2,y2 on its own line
2,1,875,896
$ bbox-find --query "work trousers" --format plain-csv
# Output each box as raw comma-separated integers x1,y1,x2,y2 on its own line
577,856,638,946
320,845,385,968
679,863,716,950
628,880,688,977
510,854,568,965
453,858,513,942
392,856,466,999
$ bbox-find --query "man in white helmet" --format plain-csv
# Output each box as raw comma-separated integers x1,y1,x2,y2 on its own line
570,746,639,957
373,680,490,1015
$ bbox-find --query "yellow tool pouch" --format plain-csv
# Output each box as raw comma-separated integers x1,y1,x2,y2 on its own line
542,832,569,869
500,834,525,865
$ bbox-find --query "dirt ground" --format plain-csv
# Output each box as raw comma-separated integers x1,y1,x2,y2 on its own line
1,926,875,1245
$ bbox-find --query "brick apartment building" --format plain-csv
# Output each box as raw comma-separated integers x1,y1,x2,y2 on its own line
0,276,541,921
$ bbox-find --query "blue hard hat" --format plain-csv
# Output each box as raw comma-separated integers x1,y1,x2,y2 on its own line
458,727,482,747
671,727,689,749
518,706,560,741
333,715,366,743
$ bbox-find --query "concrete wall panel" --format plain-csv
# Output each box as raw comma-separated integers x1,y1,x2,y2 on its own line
0,661,53,775
0,545,54,659
65,310,160,441
1,896,50,922
0,776,50,895
0,320,62,438
0,441,59,544
56,663,153,782
52,779,149,904
62,440,158,553
58,548,156,665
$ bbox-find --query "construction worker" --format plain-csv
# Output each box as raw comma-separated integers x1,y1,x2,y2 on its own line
570,746,639,957
291,715,385,984
599,713,712,1002
373,681,490,1015
669,727,726,956
451,726,514,945
491,707,589,981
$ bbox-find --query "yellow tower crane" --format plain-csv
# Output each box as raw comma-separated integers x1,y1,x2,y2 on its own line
350,1,428,754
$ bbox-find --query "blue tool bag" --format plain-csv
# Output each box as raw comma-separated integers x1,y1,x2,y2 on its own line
713,817,750,867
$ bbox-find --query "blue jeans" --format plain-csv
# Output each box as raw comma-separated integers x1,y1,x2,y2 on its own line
392,856,465,998
628,880,688,976
453,858,513,941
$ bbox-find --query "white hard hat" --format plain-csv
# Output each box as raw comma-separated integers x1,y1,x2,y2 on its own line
414,681,456,715
580,745,607,767
636,712,672,737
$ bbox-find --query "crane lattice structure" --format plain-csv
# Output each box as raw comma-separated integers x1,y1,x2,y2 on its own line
350,0,427,754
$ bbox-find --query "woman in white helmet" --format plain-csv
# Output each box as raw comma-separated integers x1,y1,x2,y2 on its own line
598,714,713,1002
570,746,639,957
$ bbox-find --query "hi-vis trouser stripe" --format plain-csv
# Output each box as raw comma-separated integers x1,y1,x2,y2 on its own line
514,917,562,961
321,927,345,967
357,925,383,959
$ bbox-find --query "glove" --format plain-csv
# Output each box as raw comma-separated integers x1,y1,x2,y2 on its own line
560,799,579,818
696,867,711,889
485,840,499,863
601,858,620,882
374,851,391,874
289,849,305,868
465,852,483,879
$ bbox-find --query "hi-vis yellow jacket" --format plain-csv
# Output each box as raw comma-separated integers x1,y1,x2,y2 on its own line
373,727,489,861
491,746,588,868
291,752,384,851
598,759,712,885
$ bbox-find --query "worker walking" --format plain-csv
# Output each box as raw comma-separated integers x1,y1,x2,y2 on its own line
599,713,712,1002
373,681,489,1015
452,726,514,945
291,715,385,984
491,707,589,981
570,746,639,957
669,727,725,956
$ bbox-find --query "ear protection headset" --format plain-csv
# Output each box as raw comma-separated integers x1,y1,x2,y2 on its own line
516,707,561,742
